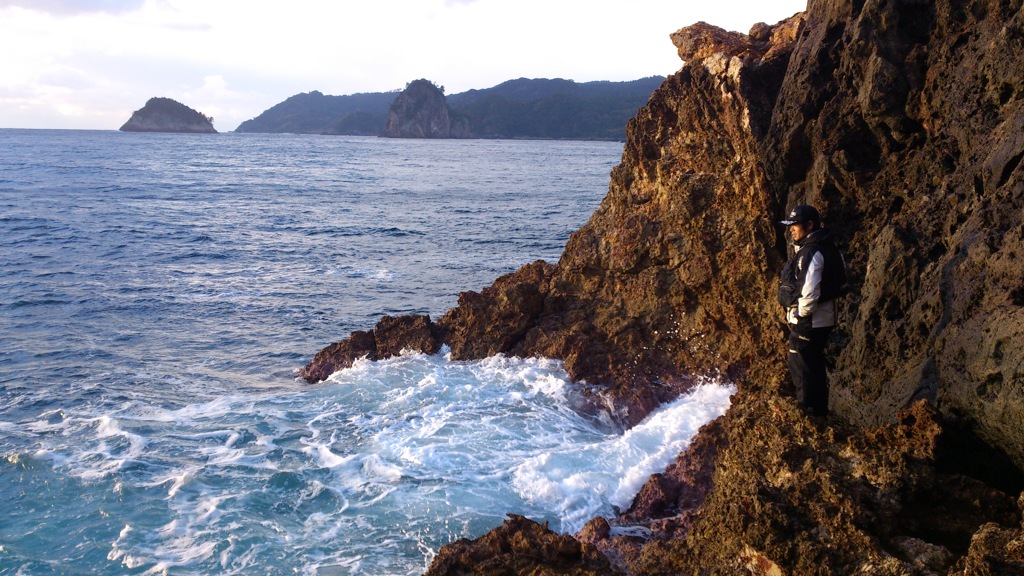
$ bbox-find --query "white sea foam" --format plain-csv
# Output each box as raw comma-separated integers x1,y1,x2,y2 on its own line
511,381,734,532
22,411,151,481
328,265,395,281
308,443,357,469
141,468,194,498
15,351,731,574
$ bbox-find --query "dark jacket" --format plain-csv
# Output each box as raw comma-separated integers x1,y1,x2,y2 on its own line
780,228,846,329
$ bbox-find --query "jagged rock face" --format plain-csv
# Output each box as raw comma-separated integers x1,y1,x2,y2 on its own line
308,0,1024,572
515,28,796,422
623,396,1022,575
761,0,1024,468
119,97,216,133
380,79,452,138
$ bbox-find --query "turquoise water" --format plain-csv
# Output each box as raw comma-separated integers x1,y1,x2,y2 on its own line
0,130,733,574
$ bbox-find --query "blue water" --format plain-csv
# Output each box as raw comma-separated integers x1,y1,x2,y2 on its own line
0,130,733,575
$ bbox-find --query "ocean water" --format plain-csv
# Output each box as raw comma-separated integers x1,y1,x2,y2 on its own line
0,130,734,575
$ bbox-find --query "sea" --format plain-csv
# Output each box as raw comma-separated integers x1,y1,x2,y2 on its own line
0,129,734,575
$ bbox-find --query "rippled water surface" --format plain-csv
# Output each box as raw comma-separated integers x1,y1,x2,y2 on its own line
0,130,733,575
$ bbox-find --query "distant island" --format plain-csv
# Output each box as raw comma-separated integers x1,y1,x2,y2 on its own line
380,79,467,139
120,97,217,133
235,76,665,140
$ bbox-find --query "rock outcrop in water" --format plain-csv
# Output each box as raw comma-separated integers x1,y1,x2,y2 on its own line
424,514,616,576
380,79,466,138
303,0,1024,572
119,97,217,133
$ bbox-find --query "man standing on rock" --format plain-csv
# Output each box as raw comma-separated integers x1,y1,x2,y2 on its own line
779,205,846,419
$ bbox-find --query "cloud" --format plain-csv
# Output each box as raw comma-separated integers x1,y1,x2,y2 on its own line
38,67,96,90
0,0,145,16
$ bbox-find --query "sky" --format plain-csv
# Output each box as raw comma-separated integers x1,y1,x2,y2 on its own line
0,0,807,131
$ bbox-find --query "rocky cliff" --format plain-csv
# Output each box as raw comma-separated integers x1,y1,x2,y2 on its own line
119,97,217,133
302,0,1024,572
380,79,458,138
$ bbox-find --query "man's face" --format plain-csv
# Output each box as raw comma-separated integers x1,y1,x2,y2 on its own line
789,222,809,242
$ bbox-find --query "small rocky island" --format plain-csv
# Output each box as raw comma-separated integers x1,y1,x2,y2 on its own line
119,97,217,133
380,79,468,138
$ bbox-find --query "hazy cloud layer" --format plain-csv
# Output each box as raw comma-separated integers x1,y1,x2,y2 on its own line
0,0,809,130
0,0,145,15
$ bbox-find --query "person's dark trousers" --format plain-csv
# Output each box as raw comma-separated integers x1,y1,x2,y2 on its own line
788,326,834,417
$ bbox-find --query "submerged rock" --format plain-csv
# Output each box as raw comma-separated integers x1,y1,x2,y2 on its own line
119,97,217,133
304,0,1024,572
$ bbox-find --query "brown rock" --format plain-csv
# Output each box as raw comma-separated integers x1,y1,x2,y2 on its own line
373,314,443,359
576,517,610,543
423,514,616,576
950,519,1024,575
306,0,1024,454
623,396,1020,575
297,315,441,382
621,416,725,529
670,21,755,62
298,329,376,383
437,260,555,360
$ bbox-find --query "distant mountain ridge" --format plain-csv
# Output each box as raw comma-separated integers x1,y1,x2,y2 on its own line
447,77,664,105
234,91,395,135
447,77,664,140
235,77,665,140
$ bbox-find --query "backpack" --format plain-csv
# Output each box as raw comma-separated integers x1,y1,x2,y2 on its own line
816,240,849,301
777,237,849,308
777,257,800,308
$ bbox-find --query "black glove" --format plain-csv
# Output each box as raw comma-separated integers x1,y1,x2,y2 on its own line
793,314,813,339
